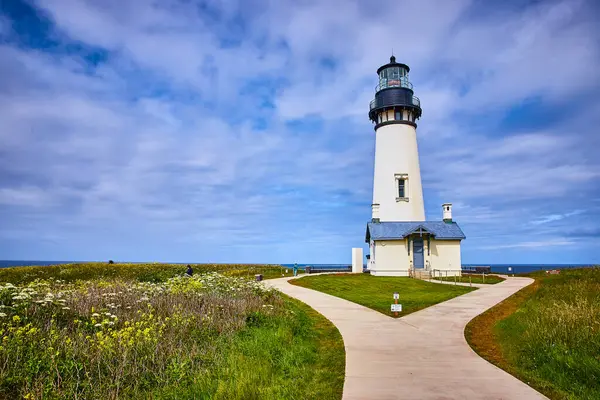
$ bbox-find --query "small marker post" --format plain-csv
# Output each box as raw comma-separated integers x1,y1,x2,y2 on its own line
393,292,399,317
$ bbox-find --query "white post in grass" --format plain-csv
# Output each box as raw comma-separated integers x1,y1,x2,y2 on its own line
352,248,364,273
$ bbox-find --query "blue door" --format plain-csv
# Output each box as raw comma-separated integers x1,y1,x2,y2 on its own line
413,238,424,269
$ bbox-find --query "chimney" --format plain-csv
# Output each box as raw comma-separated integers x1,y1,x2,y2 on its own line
442,203,452,223
371,203,380,223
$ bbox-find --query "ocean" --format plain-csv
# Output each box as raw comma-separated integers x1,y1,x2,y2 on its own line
0,260,596,274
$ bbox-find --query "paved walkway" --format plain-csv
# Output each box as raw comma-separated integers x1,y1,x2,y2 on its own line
267,275,547,400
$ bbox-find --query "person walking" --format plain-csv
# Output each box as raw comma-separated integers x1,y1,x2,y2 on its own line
185,265,193,277
293,263,298,277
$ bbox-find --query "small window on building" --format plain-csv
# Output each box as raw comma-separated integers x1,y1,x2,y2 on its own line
395,110,402,120
398,179,405,198
395,174,409,201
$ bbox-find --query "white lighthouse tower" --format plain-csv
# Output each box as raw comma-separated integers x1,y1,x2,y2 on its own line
365,57,466,277
369,56,424,222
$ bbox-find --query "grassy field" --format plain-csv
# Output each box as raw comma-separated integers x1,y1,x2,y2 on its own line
0,267,344,399
465,268,600,400
433,274,505,284
0,262,295,284
290,273,475,317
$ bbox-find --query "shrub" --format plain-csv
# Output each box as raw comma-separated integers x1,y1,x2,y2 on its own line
0,273,280,398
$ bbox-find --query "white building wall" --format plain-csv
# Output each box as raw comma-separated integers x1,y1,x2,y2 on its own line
429,240,462,276
369,240,411,276
369,238,462,277
352,248,363,273
372,123,425,222
369,241,376,270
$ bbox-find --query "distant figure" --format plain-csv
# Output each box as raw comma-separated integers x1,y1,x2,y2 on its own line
185,265,193,277
293,263,298,277
108,260,114,264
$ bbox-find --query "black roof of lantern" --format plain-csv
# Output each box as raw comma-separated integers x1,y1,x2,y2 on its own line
376,55,410,75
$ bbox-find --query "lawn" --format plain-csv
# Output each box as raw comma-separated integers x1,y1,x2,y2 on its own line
465,268,600,400
433,274,505,284
0,266,344,399
290,273,475,317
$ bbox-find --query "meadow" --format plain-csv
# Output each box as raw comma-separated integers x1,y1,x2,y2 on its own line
466,268,600,400
0,264,344,399
290,273,475,317
0,262,295,284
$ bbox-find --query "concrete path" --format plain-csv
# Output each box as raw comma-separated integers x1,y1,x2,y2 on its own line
267,275,547,400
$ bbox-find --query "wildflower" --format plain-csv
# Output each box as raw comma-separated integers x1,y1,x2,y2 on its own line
94,323,102,327
0,313,6,317
61,307,70,310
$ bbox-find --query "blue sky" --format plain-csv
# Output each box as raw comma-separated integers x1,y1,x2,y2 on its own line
1,0,599,264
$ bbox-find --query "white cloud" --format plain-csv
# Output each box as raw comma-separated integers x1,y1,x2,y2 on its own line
0,187,53,207
531,210,585,225
1,0,599,262
479,239,575,250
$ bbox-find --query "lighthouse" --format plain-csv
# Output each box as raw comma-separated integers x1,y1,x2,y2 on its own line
369,56,424,222
365,56,466,277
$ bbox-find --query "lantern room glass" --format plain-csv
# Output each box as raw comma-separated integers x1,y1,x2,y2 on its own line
377,66,412,91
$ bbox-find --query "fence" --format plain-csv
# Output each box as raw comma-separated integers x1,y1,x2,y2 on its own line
432,269,500,286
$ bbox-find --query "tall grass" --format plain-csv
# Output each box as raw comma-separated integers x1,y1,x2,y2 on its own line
496,269,600,399
0,273,344,399
468,268,600,399
0,262,289,284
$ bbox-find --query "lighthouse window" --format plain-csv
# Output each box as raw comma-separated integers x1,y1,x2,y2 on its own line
395,174,409,201
388,67,400,86
395,110,402,120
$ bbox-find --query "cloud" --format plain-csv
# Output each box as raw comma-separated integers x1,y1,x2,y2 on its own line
479,239,575,250
531,210,585,225
0,0,599,263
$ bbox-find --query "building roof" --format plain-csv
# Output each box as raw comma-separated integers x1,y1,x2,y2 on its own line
366,221,466,242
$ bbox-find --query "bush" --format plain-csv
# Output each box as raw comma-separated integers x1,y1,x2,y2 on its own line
0,274,278,398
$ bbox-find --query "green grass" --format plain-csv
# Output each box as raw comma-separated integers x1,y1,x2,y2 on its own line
0,269,344,399
290,273,476,317
466,268,600,400
152,296,345,400
434,274,505,284
0,262,293,284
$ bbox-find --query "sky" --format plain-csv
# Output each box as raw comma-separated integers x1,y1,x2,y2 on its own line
0,0,599,264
